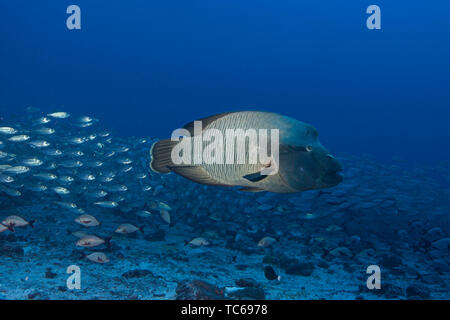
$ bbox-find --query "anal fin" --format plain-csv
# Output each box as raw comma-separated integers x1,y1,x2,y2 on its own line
239,186,265,192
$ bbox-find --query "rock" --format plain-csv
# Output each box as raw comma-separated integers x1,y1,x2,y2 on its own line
57,286,67,292
432,260,450,273
234,264,248,270
406,284,431,299
27,292,48,300
45,269,57,279
235,278,260,288
175,280,224,300
382,283,404,299
0,244,24,257
263,266,278,280
226,287,265,300
285,262,315,276
144,229,165,242
122,269,154,279
317,260,329,269
379,253,403,268
432,238,450,252
328,247,353,258
424,227,444,242
257,204,273,211
70,250,85,260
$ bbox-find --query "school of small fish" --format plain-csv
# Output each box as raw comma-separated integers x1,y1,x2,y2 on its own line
0,107,448,300
0,108,171,264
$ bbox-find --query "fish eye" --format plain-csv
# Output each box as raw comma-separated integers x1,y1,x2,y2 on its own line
306,145,313,152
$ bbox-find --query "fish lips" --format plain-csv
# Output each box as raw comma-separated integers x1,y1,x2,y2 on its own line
316,155,343,188
320,170,343,187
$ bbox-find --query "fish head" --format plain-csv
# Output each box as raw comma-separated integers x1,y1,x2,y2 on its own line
278,140,342,192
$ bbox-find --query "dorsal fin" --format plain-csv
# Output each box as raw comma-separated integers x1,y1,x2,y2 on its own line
183,112,233,136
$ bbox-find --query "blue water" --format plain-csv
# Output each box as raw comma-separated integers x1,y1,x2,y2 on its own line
0,1,449,300
1,1,449,163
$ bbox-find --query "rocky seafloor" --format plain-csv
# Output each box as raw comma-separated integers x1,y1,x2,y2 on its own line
0,151,449,300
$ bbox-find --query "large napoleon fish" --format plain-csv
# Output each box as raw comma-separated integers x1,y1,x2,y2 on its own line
150,111,342,193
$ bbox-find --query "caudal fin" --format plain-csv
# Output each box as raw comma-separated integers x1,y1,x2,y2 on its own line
149,139,178,173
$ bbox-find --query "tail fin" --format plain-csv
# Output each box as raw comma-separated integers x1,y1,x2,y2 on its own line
149,139,178,173
139,225,145,234
28,220,35,228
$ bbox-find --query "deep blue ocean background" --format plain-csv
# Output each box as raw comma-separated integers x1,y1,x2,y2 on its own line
1,1,449,163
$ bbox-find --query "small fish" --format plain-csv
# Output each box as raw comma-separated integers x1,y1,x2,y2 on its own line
117,158,132,165
136,210,152,218
59,176,75,183
158,202,172,211
0,127,17,135
42,149,62,156
70,230,88,238
67,137,86,145
67,150,84,157
78,173,95,181
115,224,143,234
134,173,147,179
0,223,8,233
33,173,58,180
104,184,128,192
76,235,110,248
85,161,103,168
76,116,94,123
0,185,21,197
94,201,118,208
0,175,14,183
48,112,70,119
34,117,51,125
52,186,70,195
160,210,171,224
85,252,109,264
75,214,101,227
1,215,34,232
55,201,80,210
59,160,83,168
28,140,50,148
33,127,55,135
257,236,276,247
86,190,108,198
26,184,48,192
187,237,210,246
8,135,30,142
3,166,30,175
22,158,43,167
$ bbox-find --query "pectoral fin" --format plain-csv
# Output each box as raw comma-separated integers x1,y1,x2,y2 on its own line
243,171,269,182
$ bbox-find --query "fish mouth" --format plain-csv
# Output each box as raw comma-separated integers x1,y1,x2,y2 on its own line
320,170,343,187
315,153,343,187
